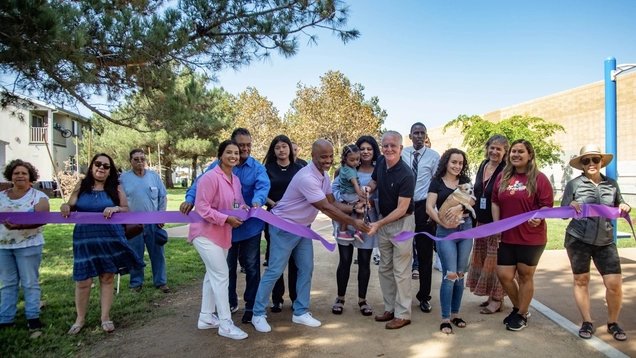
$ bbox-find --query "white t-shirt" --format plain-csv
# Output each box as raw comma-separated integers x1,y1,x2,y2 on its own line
0,188,48,248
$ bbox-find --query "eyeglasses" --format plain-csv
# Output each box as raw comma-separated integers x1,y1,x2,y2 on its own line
94,161,111,170
132,157,146,162
580,157,601,166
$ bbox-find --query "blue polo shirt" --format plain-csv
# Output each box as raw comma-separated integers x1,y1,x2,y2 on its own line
186,156,270,241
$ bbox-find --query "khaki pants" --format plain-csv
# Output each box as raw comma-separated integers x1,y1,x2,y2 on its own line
377,215,415,319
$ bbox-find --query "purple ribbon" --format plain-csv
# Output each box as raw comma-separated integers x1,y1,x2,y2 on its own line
0,208,336,252
393,204,634,242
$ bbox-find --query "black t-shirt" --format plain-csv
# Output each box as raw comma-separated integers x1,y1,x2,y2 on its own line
473,159,505,223
295,158,308,167
265,162,303,208
372,155,415,217
428,176,471,209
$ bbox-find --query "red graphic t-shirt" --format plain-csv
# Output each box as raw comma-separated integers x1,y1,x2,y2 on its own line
492,172,554,245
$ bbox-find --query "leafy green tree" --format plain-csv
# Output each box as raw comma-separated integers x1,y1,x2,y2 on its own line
1,0,359,129
224,87,285,161
287,70,386,156
444,114,566,170
85,70,232,187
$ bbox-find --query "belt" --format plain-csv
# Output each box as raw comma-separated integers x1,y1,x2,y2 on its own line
399,212,413,220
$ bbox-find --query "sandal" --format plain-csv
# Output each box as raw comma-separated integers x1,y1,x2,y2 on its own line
332,298,345,315
67,323,83,335
412,270,420,279
358,301,373,316
451,317,467,328
479,301,490,307
440,322,452,334
480,301,503,314
101,321,115,333
607,322,627,341
578,321,594,339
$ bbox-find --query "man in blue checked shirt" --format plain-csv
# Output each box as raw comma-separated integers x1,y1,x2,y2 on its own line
180,128,270,324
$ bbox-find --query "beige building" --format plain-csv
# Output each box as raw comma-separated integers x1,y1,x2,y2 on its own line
423,71,636,204
0,95,90,195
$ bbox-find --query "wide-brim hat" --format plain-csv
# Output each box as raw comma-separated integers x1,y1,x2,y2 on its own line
569,144,613,171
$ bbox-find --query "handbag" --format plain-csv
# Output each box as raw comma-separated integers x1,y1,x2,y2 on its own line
124,224,144,239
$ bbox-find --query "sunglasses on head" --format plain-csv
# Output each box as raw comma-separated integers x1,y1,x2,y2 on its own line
580,157,601,166
94,161,111,170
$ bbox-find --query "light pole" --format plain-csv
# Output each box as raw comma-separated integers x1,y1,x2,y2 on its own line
604,57,636,242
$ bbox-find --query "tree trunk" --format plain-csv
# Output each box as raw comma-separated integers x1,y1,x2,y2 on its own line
191,155,198,179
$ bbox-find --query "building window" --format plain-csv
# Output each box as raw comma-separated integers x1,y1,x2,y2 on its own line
32,114,45,127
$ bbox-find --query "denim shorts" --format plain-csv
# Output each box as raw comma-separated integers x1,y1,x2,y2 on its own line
564,233,621,275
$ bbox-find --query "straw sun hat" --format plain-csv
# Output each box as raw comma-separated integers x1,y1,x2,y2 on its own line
568,144,614,171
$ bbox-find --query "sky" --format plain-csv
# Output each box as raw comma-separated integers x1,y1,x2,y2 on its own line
212,0,636,136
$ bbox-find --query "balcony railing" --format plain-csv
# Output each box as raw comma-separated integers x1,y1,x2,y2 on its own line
30,127,67,146
30,127,47,143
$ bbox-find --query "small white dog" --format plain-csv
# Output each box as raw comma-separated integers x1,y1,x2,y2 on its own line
438,183,476,227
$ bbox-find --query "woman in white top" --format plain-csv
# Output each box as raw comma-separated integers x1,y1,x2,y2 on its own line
0,159,50,332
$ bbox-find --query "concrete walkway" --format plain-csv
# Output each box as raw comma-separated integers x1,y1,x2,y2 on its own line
162,215,635,357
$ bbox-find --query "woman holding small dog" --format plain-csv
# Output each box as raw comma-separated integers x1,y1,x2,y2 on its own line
492,139,553,332
466,134,509,315
426,148,474,334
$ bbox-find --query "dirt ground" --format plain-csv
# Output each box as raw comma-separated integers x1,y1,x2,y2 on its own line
83,215,627,358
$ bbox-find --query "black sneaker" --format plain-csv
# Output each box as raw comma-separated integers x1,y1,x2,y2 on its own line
503,307,519,325
241,311,253,323
270,302,282,313
506,313,528,331
27,318,43,331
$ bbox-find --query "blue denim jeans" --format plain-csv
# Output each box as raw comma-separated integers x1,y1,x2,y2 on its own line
253,225,314,317
227,233,262,311
0,245,43,323
129,224,167,288
436,219,474,319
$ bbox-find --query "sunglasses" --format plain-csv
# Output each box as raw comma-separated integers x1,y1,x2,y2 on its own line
94,161,111,170
580,157,601,166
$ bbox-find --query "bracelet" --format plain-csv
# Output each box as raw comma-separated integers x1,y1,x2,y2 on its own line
352,203,357,212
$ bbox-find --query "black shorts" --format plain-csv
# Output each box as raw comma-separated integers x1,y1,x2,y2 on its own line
564,233,622,275
497,242,546,267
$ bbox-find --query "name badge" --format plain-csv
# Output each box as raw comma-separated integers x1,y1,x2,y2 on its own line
480,197,487,210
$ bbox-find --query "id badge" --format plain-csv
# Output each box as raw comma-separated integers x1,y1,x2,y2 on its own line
480,197,487,210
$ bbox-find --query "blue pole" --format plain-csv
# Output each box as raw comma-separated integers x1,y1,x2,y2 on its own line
604,57,618,242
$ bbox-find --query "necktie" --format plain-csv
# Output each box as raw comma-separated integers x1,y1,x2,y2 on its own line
412,151,421,177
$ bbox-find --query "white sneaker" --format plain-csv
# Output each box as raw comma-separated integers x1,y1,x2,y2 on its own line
292,312,321,327
251,315,271,333
197,313,220,330
218,319,248,340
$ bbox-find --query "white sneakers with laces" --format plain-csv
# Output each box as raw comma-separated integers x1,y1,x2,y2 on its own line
292,312,321,327
252,315,272,332
197,312,220,330
218,319,248,340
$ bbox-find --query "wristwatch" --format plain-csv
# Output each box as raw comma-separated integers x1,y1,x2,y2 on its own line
352,203,357,213
460,203,466,211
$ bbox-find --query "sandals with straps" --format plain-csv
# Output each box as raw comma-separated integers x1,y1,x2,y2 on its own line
440,322,452,334
578,321,593,339
332,298,345,315
358,301,373,316
451,317,467,328
607,322,627,341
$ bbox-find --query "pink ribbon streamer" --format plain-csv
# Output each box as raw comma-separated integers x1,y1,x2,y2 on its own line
393,204,634,242
0,208,336,252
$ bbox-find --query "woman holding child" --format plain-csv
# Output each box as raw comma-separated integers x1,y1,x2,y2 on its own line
426,148,474,334
331,136,380,316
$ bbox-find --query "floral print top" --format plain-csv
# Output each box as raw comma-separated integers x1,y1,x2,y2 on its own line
0,188,48,248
